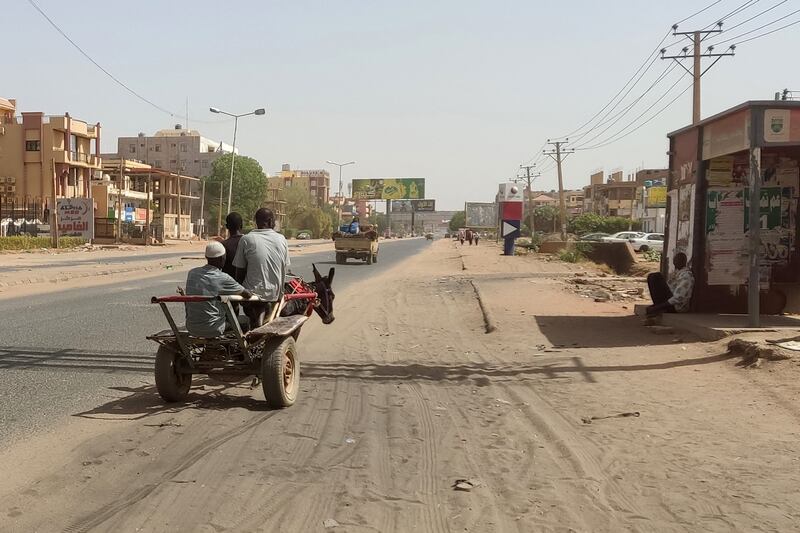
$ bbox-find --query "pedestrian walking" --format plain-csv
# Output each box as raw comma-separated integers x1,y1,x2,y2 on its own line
474,233,480,246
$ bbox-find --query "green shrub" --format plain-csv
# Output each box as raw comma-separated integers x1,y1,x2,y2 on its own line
0,236,86,250
281,228,296,239
557,242,592,263
642,249,662,263
569,213,641,235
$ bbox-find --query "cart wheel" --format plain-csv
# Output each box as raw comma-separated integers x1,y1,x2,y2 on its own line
336,253,346,265
372,253,378,264
366,253,373,265
262,336,299,408
154,345,191,402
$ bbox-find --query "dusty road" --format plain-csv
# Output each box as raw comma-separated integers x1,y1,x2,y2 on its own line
2,240,800,532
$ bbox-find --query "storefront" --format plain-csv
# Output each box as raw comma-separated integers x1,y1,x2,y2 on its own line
665,101,800,320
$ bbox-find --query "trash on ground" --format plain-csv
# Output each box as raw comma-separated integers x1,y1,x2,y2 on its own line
453,478,483,491
581,411,640,424
344,437,356,444
322,518,340,528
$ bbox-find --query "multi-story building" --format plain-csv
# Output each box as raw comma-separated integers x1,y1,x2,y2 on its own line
0,97,102,214
268,164,330,206
115,125,235,179
564,189,585,215
582,171,642,217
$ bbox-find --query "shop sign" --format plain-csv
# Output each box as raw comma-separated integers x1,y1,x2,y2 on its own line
764,109,791,143
57,198,94,239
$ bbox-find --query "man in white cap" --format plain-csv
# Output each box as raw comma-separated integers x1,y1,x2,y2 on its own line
184,241,252,337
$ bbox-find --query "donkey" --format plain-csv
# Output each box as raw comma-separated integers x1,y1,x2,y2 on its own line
281,264,335,325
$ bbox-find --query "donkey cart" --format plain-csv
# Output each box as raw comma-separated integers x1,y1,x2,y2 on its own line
147,266,335,408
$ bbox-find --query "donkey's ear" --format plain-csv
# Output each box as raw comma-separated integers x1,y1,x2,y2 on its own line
312,263,321,281
328,267,335,285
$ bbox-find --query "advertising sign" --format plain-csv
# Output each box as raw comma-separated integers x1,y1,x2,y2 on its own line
390,199,435,212
57,198,93,239
764,109,791,143
497,182,524,202
465,202,497,229
352,178,425,200
646,186,667,208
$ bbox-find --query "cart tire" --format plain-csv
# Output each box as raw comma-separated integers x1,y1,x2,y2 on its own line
154,345,191,402
372,253,378,264
366,253,373,265
639,245,649,252
336,253,346,265
262,336,299,408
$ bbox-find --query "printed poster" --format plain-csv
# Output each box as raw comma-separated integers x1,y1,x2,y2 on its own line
706,188,747,285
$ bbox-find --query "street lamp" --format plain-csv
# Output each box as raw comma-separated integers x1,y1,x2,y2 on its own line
209,106,266,217
326,160,355,227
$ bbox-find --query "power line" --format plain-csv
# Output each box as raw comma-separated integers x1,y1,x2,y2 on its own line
707,6,800,45
576,80,694,151
675,0,725,25
704,0,762,29
732,15,800,44
26,0,226,125
574,71,690,149
720,0,789,33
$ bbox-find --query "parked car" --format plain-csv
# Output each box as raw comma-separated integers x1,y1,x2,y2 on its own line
578,232,610,242
296,231,312,240
601,231,645,243
629,233,664,252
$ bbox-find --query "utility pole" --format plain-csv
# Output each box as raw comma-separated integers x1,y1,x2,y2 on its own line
544,140,574,240
661,24,735,124
518,164,540,237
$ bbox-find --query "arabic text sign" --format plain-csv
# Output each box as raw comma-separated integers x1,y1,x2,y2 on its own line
465,202,497,228
646,186,667,208
57,198,93,239
352,178,425,200
390,199,436,212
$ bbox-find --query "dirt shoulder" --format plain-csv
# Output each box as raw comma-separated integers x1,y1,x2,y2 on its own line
2,239,800,532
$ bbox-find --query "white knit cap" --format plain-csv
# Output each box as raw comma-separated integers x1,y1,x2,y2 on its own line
205,241,226,258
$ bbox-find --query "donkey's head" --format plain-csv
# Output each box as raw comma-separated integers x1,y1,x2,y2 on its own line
311,264,335,324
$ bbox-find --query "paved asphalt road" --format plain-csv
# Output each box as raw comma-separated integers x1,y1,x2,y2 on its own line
0,237,429,445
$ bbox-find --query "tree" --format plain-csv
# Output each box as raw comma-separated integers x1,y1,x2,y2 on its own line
568,213,641,235
203,154,267,232
448,211,466,232
298,207,333,238
284,186,312,227
533,205,559,233
369,212,388,233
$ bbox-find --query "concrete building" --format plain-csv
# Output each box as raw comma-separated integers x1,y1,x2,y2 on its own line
0,97,102,213
564,189,585,215
115,125,235,179
268,164,330,206
582,172,641,217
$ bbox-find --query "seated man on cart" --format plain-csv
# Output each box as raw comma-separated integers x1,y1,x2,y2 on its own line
233,207,291,328
185,241,252,337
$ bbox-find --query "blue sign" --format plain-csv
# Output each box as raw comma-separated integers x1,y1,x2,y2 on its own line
501,219,520,239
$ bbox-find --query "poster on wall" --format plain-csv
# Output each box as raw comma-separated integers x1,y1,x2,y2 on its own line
706,188,747,285
764,109,791,143
676,183,695,265
708,156,734,186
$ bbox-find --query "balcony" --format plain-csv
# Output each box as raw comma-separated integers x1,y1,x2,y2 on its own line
52,150,100,168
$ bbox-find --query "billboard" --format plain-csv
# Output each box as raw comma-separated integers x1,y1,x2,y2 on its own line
57,198,93,239
390,199,436,212
465,202,497,229
646,186,667,208
352,178,425,200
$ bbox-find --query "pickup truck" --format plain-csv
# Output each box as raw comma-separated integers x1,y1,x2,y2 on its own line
333,229,379,265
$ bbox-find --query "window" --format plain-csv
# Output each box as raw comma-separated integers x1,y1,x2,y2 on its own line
201,160,208,168
25,140,41,151
129,144,136,153
154,161,162,168
171,143,176,148
154,145,161,152
180,144,187,152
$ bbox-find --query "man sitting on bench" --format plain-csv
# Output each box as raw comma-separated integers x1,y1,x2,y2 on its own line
646,252,694,318
185,241,252,337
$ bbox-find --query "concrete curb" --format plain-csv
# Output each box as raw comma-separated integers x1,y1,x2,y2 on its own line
470,279,497,334
0,264,162,289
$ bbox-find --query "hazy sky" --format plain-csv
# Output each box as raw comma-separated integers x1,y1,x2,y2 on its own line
5,0,799,209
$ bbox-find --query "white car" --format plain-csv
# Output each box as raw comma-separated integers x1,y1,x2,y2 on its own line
601,231,645,244
629,233,664,252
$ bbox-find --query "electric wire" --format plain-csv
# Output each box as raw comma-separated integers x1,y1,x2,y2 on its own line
707,6,800,45
26,0,227,124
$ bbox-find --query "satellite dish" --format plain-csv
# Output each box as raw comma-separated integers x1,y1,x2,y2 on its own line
510,186,519,195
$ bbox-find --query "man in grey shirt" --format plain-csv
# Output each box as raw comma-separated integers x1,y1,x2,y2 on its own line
233,208,291,327
185,241,252,337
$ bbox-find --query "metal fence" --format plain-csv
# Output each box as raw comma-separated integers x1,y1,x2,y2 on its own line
0,196,48,237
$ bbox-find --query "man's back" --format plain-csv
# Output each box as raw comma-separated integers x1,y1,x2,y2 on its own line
221,234,242,277
233,229,290,301
184,264,244,337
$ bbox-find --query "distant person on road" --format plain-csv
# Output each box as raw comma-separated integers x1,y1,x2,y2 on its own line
646,252,694,318
184,241,251,337
474,232,480,246
465,229,473,245
459,229,465,245
234,208,291,328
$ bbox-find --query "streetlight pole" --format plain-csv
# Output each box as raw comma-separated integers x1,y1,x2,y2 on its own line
326,160,355,228
209,106,266,216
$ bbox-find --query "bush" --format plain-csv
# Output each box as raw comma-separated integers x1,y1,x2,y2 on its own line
281,228,296,239
557,242,592,263
642,249,662,263
0,236,86,250
569,213,641,235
